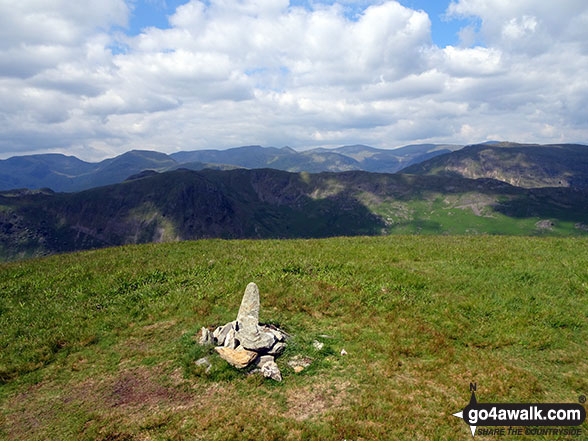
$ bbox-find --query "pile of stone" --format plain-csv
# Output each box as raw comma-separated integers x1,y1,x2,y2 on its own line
199,282,289,381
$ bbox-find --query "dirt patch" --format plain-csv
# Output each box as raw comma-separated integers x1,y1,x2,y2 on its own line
284,379,351,421
141,319,177,333
108,369,181,408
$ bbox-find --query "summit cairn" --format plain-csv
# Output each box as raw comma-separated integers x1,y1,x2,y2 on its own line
203,282,289,381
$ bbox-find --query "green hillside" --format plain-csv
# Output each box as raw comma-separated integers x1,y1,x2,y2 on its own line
1,236,587,440
2,168,588,261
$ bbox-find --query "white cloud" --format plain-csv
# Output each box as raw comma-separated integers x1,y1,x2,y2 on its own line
0,0,587,159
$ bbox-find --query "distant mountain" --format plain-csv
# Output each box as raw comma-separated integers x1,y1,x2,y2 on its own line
0,144,462,192
402,142,588,188
0,150,177,192
171,144,461,174
2,168,587,261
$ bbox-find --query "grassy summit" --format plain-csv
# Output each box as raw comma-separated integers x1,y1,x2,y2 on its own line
0,236,587,440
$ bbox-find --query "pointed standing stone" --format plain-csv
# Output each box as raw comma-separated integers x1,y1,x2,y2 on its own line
237,282,260,327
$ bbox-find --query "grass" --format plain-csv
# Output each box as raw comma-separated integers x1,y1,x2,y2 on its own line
0,236,587,440
366,192,588,236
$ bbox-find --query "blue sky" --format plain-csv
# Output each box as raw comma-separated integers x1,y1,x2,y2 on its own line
127,0,475,47
0,0,587,160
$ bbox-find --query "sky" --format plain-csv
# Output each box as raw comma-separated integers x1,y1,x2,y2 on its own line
0,0,587,160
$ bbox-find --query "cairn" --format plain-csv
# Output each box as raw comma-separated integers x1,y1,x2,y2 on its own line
199,282,288,381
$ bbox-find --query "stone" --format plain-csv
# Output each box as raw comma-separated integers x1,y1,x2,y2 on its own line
236,327,276,351
255,355,274,368
199,327,213,345
194,357,211,373
213,326,223,342
215,321,235,346
267,342,286,356
340,348,348,356
312,340,324,351
261,361,282,381
215,346,257,369
293,366,304,373
268,328,285,342
236,282,260,326
288,355,312,369
224,328,238,349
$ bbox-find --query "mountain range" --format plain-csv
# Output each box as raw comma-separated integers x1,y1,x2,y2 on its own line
1,165,587,261
0,144,460,192
2,141,588,261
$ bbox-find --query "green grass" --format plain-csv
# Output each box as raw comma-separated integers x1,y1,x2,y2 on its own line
366,192,588,236
0,236,587,440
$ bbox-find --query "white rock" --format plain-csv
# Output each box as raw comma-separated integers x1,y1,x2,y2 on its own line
224,328,238,349
261,361,282,381
199,327,213,345
340,348,348,356
255,355,275,368
312,340,324,351
268,341,287,356
194,357,211,373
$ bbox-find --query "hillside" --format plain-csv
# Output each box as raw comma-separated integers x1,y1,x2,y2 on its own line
0,237,586,440
402,142,588,188
1,168,588,261
0,144,460,192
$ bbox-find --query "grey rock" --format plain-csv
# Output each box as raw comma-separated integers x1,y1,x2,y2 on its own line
268,328,285,342
236,327,276,351
216,321,235,346
267,342,287,356
224,328,238,349
213,326,223,343
288,355,312,369
199,327,213,345
236,282,260,326
194,357,211,373
255,355,275,368
261,361,282,381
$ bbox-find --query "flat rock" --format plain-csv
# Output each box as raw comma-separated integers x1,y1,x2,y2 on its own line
267,328,285,342
261,361,282,381
255,355,275,368
215,346,257,369
288,355,312,369
267,342,287,356
236,327,276,351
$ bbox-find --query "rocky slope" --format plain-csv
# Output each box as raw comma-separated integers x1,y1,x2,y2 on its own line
402,142,588,188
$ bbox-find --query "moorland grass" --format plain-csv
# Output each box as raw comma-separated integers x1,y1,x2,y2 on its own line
0,236,586,440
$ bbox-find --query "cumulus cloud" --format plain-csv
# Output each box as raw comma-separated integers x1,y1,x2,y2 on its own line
0,0,587,159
